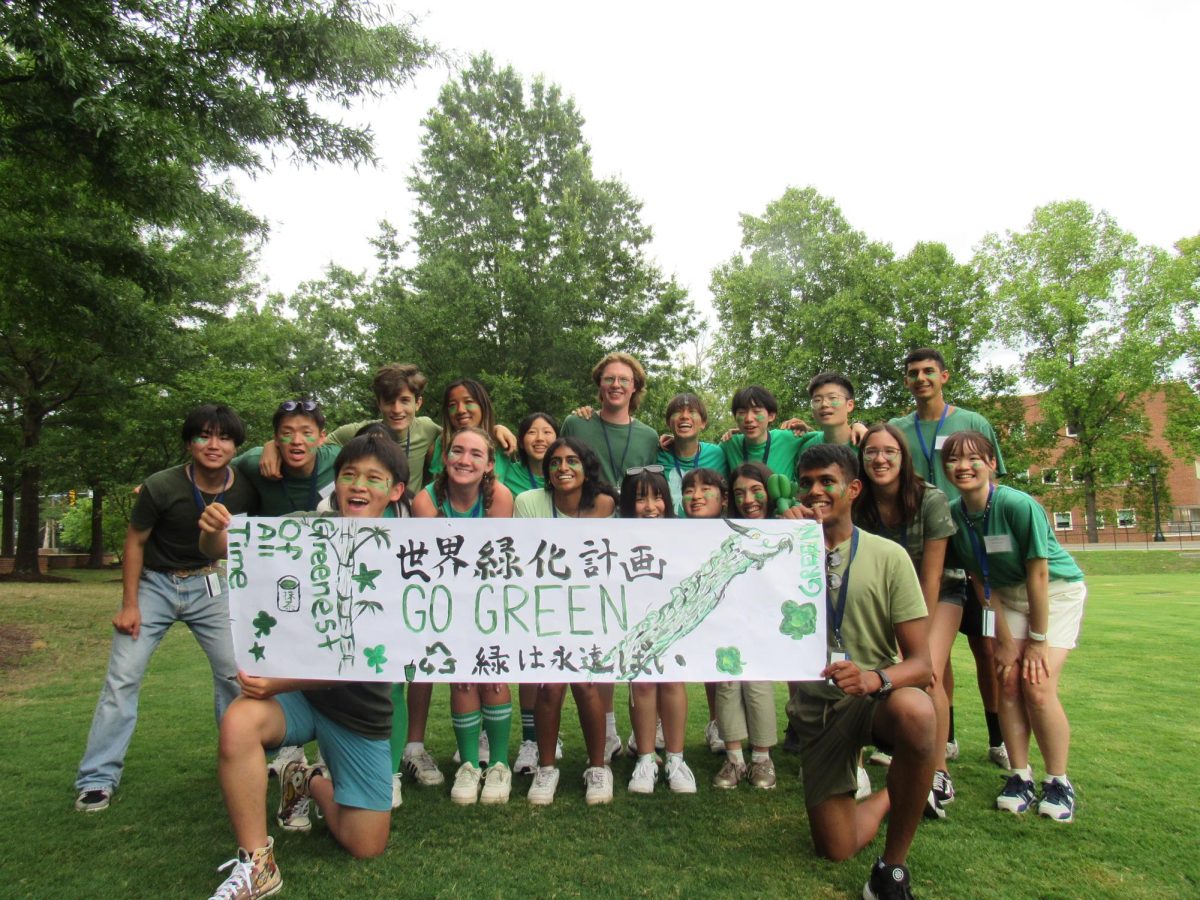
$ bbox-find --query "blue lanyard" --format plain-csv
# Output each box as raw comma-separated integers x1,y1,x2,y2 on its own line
600,418,634,484
827,527,859,649
743,433,771,465
527,465,538,491
913,405,951,480
957,485,995,601
670,447,700,477
189,465,230,512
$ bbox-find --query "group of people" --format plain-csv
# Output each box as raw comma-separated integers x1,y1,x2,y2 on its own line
70,349,1087,900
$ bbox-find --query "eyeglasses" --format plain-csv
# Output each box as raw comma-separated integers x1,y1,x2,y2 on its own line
626,465,664,476
862,448,901,461
600,376,634,387
809,394,847,407
279,399,318,412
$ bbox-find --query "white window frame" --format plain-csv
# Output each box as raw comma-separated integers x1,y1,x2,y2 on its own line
1117,508,1137,529
1053,511,1073,531
1041,469,1058,485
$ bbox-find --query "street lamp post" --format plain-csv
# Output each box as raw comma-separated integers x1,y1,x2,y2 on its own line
1148,465,1166,543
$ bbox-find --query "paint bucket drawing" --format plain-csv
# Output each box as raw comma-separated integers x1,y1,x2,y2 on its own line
276,575,301,612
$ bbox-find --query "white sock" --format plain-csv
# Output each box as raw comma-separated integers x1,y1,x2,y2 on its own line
726,749,743,765
666,751,683,765
751,750,770,763
605,712,617,735
1046,773,1070,786
404,741,425,755
1012,765,1033,781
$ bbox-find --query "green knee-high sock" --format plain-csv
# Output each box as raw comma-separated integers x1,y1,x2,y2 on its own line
521,707,536,742
452,710,482,767
482,703,513,767
390,682,408,773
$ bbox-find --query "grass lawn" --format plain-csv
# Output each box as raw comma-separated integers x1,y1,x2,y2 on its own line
1,560,1197,898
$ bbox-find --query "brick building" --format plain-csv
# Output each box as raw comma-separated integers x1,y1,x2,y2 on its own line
1013,386,1199,545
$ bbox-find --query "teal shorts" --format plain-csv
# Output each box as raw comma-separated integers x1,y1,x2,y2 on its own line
274,692,391,812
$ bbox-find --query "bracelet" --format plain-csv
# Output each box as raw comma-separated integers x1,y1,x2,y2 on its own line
1027,629,1047,642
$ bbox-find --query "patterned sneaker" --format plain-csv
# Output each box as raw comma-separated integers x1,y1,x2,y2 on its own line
403,747,446,786
748,757,777,790
923,789,946,820
450,763,482,805
266,744,306,780
856,766,872,800
933,769,955,806
480,763,512,804
276,760,312,832
527,766,560,806
989,743,1011,770
711,759,746,789
1038,778,1075,823
583,765,614,805
863,857,914,900
945,739,960,762
604,732,623,763
208,837,282,900
996,773,1037,814
513,740,539,776
391,772,403,809
705,719,725,754
74,788,111,813
665,756,697,794
628,755,657,794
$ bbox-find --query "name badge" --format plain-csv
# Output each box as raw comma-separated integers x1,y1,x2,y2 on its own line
828,650,850,686
205,572,223,598
984,534,1013,553
934,435,948,449
981,608,996,638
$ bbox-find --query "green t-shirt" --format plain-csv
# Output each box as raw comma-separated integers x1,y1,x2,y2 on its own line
722,428,819,478
327,416,439,495
131,465,259,570
428,434,512,484
560,414,660,490
947,485,1084,586
234,444,338,516
887,405,1006,501
502,459,544,496
657,442,727,517
860,483,957,572
797,529,927,703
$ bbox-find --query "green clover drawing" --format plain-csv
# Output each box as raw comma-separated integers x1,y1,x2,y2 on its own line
248,642,266,662
715,646,744,676
364,644,388,674
351,563,382,592
252,610,277,638
779,600,818,640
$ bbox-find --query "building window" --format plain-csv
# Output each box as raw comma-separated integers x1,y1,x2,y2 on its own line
1064,423,1079,437
1071,468,1087,483
1042,469,1058,485
1117,509,1136,529
1053,512,1072,530
1089,513,1105,529
1013,469,1030,482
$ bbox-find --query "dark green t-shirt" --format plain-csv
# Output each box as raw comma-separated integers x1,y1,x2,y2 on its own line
723,428,815,478
560,414,659,490
888,406,1007,501
234,444,338,516
131,464,259,570
327,416,439,494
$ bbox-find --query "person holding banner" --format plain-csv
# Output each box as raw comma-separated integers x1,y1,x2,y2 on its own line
413,426,515,805
514,436,617,805
854,423,959,820
786,443,935,900
73,405,258,815
618,467,697,794
198,433,404,900
941,431,1085,823
712,461,780,790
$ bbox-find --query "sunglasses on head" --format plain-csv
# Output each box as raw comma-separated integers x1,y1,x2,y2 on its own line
625,465,665,477
279,399,318,412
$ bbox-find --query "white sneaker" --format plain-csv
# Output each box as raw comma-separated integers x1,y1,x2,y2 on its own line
604,732,622,762
391,772,403,809
267,744,307,779
450,763,482,805
403,747,445,786
514,740,539,775
705,719,725,754
855,766,872,800
452,732,491,767
945,739,960,761
583,765,614,805
867,749,893,767
555,737,563,760
655,720,665,751
527,766,560,806
665,757,697,794
480,763,512,804
989,743,1011,770
627,755,657,794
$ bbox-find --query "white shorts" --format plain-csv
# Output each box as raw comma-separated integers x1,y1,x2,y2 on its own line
992,579,1087,650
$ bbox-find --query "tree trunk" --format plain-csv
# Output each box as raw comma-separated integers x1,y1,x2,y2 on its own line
1084,478,1100,544
89,483,106,567
14,406,45,575
1,474,13,557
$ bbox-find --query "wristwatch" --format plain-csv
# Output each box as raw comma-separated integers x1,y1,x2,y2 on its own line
1027,629,1048,642
871,669,893,697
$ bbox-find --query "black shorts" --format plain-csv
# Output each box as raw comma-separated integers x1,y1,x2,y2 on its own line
958,573,984,637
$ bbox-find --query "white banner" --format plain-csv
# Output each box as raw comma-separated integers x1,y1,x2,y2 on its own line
227,515,828,683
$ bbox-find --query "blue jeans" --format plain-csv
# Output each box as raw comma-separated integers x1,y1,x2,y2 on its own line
74,569,240,792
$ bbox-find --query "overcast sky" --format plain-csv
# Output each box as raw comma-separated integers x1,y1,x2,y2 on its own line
231,1,1199,321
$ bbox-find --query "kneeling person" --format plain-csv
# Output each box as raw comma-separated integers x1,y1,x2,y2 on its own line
199,435,404,899
787,444,936,900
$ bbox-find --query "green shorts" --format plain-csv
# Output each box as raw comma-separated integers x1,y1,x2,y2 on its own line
787,689,895,807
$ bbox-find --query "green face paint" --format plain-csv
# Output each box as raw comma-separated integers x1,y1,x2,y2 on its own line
304,434,317,444
338,473,391,490
753,491,766,502
755,413,766,422
970,461,983,469
278,435,293,444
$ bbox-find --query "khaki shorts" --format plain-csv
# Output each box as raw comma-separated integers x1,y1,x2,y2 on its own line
992,579,1087,649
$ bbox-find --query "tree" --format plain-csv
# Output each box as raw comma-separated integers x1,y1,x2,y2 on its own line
0,1,433,574
710,187,995,419
379,54,695,425
977,201,1187,543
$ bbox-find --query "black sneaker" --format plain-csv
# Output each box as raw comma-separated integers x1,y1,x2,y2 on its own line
864,857,914,900
932,769,955,806
996,773,1037,814
923,788,946,820
1038,778,1075,823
